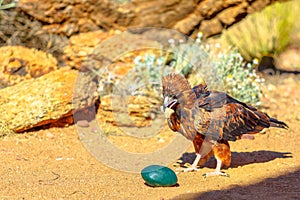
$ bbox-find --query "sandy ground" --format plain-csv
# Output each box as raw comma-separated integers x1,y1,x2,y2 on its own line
0,74,299,200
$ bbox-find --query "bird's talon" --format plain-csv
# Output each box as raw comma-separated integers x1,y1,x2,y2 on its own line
182,166,200,172
175,166,200,172
202,171,230,177
223,172,230,177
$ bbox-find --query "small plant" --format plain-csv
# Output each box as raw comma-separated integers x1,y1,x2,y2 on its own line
122,51,171,98
133,53,169,87
221,0,300,61
186,34,264,106
166,36,209,77
213,49,264,106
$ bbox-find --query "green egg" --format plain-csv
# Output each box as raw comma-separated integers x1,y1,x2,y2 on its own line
141,165,178,187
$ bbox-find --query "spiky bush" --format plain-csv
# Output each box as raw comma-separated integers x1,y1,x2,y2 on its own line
221,0,300,61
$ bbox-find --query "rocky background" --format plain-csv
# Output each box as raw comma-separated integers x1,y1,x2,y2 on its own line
0,0,285,133
17,0,282,38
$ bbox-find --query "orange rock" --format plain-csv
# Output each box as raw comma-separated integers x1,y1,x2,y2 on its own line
97,93,161,128
64,30,163,75
63,30,120,69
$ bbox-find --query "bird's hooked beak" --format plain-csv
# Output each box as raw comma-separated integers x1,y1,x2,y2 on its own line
163,96,178,111
163,96,177,118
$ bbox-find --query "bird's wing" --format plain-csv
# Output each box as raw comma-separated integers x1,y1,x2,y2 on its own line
220,102,270,141
192,83,258,111
194,91,270,141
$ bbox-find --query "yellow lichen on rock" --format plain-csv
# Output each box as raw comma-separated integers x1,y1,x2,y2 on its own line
0,46,58,88
0,119,15,138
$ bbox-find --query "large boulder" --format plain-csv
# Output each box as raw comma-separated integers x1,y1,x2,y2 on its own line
0,68,98,132
63,30,163,70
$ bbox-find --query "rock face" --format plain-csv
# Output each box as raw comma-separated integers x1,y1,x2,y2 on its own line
64,30,163,70
18,0,283,38
98,94,161,127
0,68,98,132
63,30,119,69
0,46,58,88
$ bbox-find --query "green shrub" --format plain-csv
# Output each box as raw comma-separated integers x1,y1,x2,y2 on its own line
130,52,170,98
212,49,264,106
221,0,300,61
166,36,209,78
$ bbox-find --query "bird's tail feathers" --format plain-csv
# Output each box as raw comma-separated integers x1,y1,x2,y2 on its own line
270,117,288,129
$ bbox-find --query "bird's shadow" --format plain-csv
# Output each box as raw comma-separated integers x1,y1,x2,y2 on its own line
177,151,292,169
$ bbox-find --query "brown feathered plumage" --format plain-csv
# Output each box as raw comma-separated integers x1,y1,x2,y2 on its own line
162,73,288,176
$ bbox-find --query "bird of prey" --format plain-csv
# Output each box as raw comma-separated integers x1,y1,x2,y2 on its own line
162,73,288,177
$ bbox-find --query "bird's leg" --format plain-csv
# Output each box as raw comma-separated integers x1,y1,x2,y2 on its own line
179,135,211,172
202,141,231,177
202,159,229,177
203,141,231,177
180,153,201,172
175,136,202,172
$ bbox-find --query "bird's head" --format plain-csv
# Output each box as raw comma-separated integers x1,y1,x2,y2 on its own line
162,73,196,115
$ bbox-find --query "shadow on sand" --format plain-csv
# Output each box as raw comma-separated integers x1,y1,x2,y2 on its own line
172,168,300,200
178,150,292,169
174,151,297,199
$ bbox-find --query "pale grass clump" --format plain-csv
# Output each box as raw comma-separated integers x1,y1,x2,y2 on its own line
221,0,300,61
0,0,16,10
